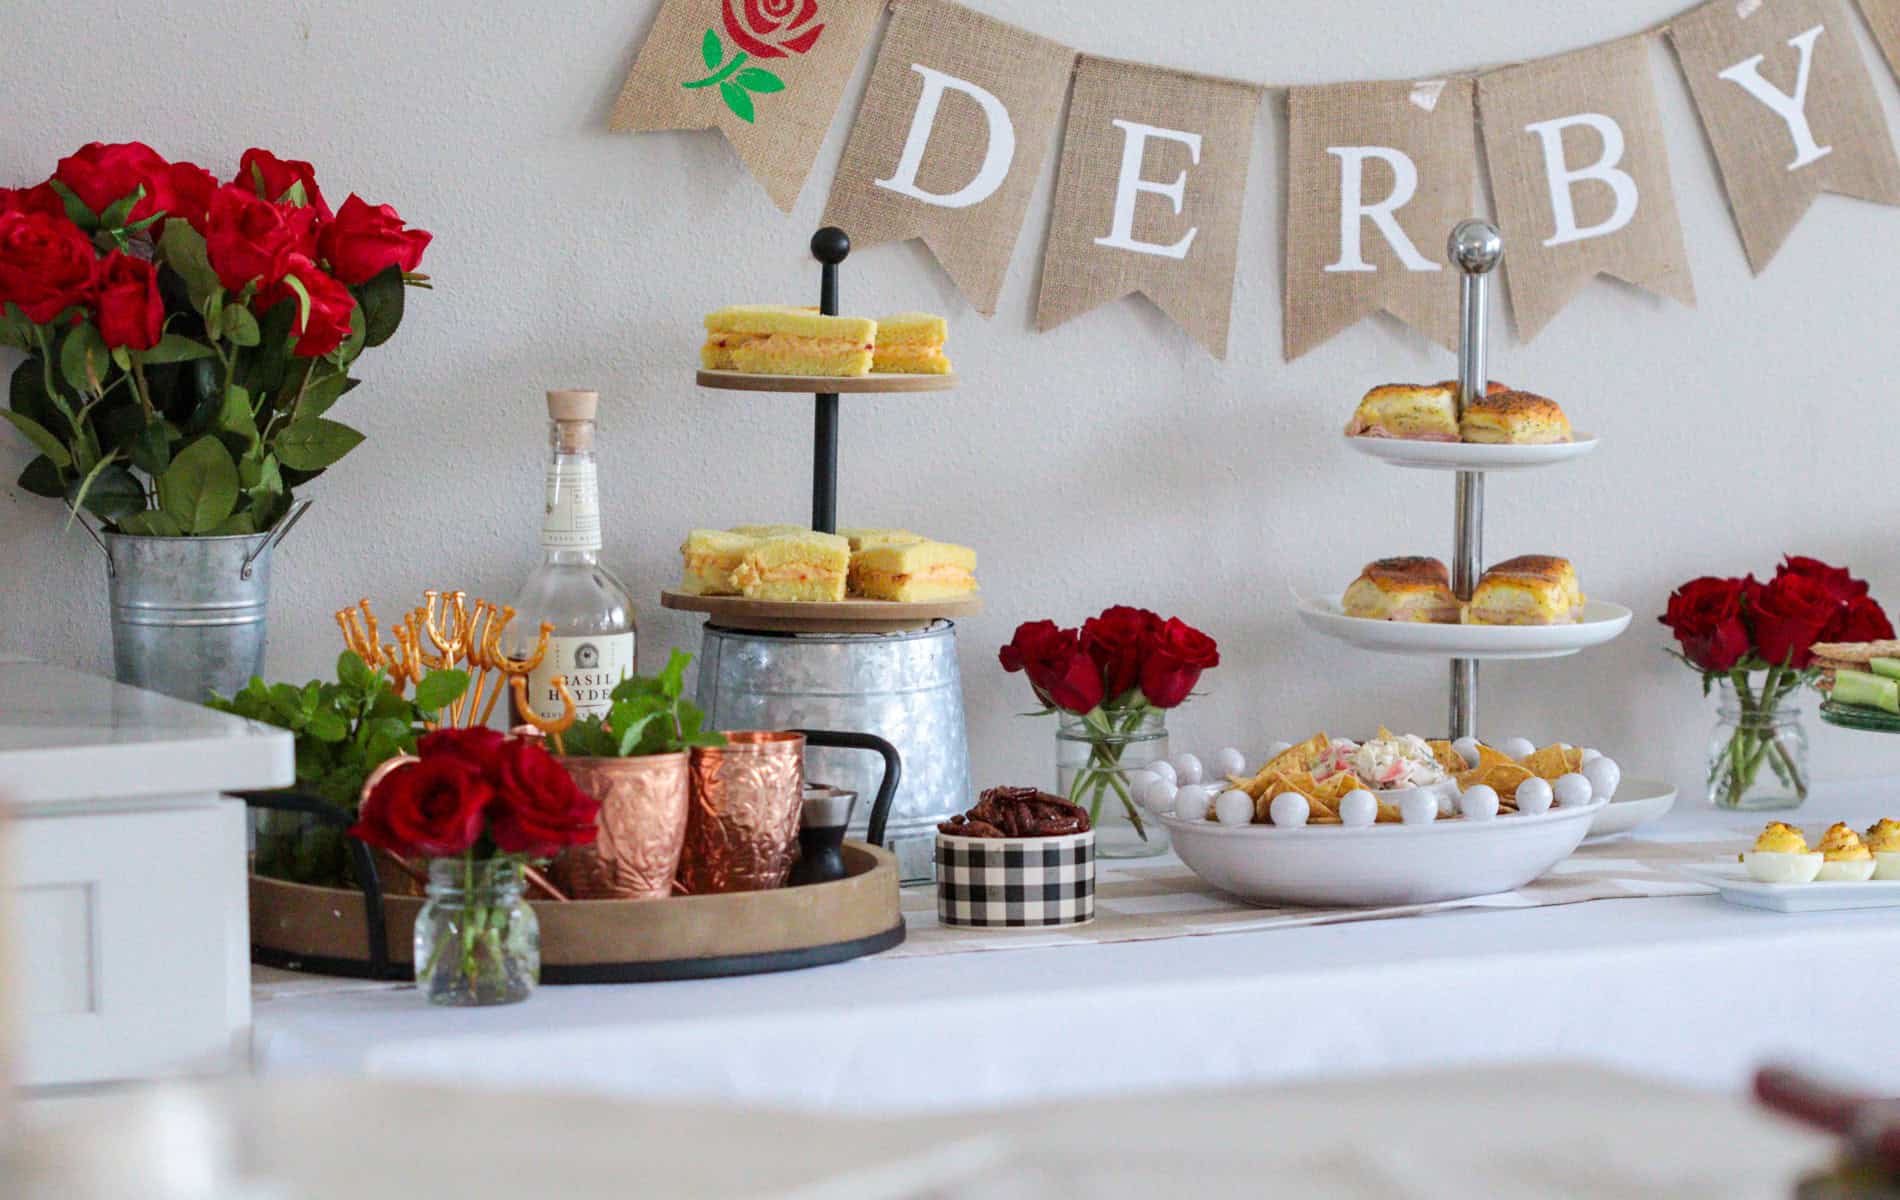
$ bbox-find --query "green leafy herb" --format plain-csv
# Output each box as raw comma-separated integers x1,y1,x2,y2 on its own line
560,648,726,759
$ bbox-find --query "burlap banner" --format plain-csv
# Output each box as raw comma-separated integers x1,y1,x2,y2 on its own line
1671,0,1900,272
822,0,1074,315
1478,37,1695,340
1283,79,1477,359
610,0,885,212
1860,0,1900,80
1036,57,1263,358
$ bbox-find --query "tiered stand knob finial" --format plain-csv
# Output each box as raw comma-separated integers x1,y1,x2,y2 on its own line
1449,219,1503,742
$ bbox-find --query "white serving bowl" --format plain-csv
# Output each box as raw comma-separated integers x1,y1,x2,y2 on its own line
1158,798,1605,907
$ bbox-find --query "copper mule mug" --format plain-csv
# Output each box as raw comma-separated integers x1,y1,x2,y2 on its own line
678,731,808,895
551,752,692,901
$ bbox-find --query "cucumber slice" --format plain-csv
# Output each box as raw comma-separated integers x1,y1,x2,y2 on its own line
1833,669,1900,714
1869,656,1900,682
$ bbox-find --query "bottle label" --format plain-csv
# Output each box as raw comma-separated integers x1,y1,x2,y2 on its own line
542,461,601,551
526,633,634,722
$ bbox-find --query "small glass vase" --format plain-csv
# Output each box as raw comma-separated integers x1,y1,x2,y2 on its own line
415,857,540,1006
1056,709,1169,859
1706,676,1810,811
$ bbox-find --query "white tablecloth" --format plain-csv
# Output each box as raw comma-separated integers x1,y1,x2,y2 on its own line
251,777,1900,1115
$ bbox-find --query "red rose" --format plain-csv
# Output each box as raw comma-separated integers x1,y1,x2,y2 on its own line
259,254,357,357
1081,605,1159,702
1139,618,1220,708
722,0,824,58
1776,556,1868,605
349,755,492,857
94,251,162,351
1659,576,1752,673
0,211,97,324
164,161,220,233
0,182,67,219
1823,595,1896,645
237,148,331,220
1746,573,1837,669
489,737,601,857
203,184,318,292
53,141,171,224
999,620,1104,714
418,725,508,764
316,194,431,285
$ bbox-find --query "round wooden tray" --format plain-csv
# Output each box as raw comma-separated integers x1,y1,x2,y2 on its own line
250,841,904,984
661,590,981,634
696,369,957,393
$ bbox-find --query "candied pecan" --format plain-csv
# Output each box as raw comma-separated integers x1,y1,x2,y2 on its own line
943,787,1091,837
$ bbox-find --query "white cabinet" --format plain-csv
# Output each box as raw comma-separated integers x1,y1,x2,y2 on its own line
0,661,291,1086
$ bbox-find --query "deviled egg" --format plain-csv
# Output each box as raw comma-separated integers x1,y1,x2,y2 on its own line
1741,822,1823,884
1816,822,1877,882
1866,818,1900,881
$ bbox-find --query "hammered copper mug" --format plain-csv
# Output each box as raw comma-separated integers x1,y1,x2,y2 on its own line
550,752,692,901
677,731,805,895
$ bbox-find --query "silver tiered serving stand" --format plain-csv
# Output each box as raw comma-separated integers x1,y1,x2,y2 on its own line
1448,219,1498,740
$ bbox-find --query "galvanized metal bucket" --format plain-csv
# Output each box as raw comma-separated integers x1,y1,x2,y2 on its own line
695,621,971,884
92,501,311,704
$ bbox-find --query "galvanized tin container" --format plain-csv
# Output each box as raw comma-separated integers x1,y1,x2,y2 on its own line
696,621,971,883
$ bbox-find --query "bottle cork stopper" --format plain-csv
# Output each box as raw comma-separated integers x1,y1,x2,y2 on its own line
546,389,598,421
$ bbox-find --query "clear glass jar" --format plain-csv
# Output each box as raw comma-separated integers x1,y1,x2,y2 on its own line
415,857,540,1006
1056,709,1169,859
1707,678,1809,811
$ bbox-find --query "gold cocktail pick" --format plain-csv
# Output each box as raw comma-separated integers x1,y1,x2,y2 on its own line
510,674,577,755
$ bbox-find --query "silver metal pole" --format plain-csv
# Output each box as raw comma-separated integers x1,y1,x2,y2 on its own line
1447,220,1503,742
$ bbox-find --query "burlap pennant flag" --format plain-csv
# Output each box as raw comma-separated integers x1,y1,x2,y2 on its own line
822,0,1074,315
1859,0,1900,80
1479,37,1695,340
610,0,885,212
1036,56,1264,358
1670,0,1900,273
1283,79,1477,359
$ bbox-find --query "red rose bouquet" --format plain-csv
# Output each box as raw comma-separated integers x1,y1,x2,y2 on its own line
1,142,430,537
1000,606,1219,846
1661,556,1893,808
351,728,597,1004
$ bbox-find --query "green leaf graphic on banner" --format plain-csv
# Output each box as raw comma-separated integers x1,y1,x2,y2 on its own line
720,80,756,123
735,67,784,94
701,28,721,70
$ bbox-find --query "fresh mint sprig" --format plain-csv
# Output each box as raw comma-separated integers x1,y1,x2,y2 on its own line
559,648,725,758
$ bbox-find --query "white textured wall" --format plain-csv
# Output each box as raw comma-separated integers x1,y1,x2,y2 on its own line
4,0,1899,794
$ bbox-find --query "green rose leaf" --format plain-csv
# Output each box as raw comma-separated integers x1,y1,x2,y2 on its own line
222,304,261,348
137,334,217,366
157,435,240,533
328,305,367,368
17,455,68,498
0,303,34,352
59,324,110,396
115,510,185,537
735,67,784,93
412,669,470,714
157,222,220,308
128,420,173,477
720,80,756,123
217,386,259,449
356,266,405,348
78,463,147,521
2,410,72,468
46,180,99,232
274,417,364,471
295,372,356,420
701,27,721,68
98,186,146,231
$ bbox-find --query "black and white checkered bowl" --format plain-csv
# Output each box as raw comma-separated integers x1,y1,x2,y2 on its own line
935,829,1095,928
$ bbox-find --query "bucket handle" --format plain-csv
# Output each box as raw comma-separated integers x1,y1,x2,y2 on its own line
793,729,902,848
71,509,114,574
241,498,313,580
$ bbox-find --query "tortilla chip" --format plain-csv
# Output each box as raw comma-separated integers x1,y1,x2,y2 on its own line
1375,802,1405,823
1428,739,1466,772
1262,732,1330,777
1521,745,1582,780
1456,762,1535,798
1308,812,1343,825
1313,773,1358,804
1474,743,1514,770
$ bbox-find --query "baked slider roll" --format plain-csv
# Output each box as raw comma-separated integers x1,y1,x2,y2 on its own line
731,531,851,603
849,540,977,603
1460,390,1572,444
1465,555,1585,625
1343,383,1460,441
1342,557,1462,623
680,530,758,596
871,313,952,375
701,305,878,376
838,527,925,552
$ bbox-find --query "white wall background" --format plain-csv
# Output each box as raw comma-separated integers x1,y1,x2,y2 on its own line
3,0,1899,795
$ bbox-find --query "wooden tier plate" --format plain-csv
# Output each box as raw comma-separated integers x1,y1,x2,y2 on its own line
696,369,957,394
662,589,981,634
251,841,904,984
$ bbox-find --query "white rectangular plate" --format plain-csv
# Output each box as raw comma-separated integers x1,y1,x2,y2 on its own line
1675,862,1900,912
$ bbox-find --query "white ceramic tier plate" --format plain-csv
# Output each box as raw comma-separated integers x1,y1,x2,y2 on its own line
1158,798,1604,907
1583,778,1677,841
1674,862,1900,913
1344,433,1599,471
1295,597,1633,660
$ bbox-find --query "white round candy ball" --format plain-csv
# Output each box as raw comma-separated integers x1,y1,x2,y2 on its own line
1514,776,1553,815
1139,777,1178,813
1208,747,1247,779
1268,792,1310,827
1552,773,1593,809
1398,790,1439,825
1461,784,1500,820
1264,740,1293,760
1174,783,1214,821
1170,753,1204,785
1451,737,1482,769
1339,789,1378,827
1498,736,1537,761
1124,767,1156,793
1146,760,1177,786
1580,748,1602,765
1582,756,1621,802
1214,789,1255,826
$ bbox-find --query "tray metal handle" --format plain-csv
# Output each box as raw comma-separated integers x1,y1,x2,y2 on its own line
792,728,901,847
235,788,399,981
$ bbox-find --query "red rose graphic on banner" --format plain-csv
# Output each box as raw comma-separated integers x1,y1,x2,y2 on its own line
683,0,824,122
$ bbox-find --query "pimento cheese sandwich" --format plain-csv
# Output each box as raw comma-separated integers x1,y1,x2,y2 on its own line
702,306,878,377
838,527,925,552
870,313,952,375
849,540,977,603
732,531,851,603
679,530,758,596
